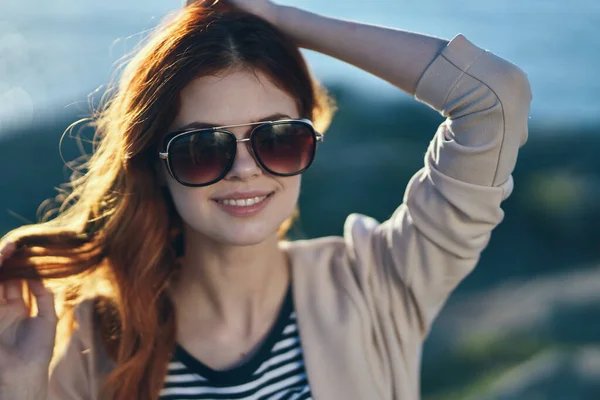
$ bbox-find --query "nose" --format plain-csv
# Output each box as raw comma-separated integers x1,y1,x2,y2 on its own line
225,138,263,181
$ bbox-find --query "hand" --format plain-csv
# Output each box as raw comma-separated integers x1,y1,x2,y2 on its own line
0,242,57,400
187,0,280,26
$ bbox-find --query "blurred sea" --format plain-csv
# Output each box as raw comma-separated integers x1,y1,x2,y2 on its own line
0,0,599,134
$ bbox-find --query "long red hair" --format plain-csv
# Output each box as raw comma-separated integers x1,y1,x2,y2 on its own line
0,4,334,399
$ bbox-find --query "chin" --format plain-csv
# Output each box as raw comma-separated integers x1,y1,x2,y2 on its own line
207,222,281,247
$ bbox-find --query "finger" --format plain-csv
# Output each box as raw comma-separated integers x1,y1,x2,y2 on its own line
5,280,23,301
2,281,26,317
0,285,28,337
0,283,5,303
27,280,57,322
0,241,17,267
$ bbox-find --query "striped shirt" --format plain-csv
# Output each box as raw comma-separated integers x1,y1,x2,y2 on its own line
159,286,313,400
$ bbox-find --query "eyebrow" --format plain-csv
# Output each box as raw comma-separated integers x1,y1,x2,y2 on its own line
175,113,293,131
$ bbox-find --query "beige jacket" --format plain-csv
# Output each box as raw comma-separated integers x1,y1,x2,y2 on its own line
48,34,532,400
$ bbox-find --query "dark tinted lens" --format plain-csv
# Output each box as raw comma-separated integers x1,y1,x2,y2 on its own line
252,122,315,175
168,130,235,185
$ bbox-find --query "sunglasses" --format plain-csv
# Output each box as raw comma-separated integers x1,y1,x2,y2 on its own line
159,118,323,187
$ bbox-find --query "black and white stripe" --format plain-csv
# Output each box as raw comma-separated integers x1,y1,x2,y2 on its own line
160,288,313,400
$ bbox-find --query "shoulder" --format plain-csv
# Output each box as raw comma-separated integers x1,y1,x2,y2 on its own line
71,297,108,342
283,213,383,283
70,297,117,373
49,298,115,400
72,298,96,334
284,212,378,256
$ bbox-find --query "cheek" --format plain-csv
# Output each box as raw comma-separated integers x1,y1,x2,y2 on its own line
165,181,209,222
278,176,301,211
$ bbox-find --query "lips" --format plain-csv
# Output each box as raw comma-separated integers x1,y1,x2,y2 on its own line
211,191,275,218
211,191,274,202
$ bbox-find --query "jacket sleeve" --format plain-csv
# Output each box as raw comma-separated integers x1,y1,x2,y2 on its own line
344,34,532,339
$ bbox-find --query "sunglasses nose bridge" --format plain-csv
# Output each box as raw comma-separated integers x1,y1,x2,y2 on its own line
236,137,252,144
233,137,256,161
225,136,263,179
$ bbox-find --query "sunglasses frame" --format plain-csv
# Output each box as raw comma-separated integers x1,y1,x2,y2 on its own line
159,118,324,187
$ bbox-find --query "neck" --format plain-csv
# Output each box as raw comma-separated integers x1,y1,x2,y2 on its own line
169,226,290,333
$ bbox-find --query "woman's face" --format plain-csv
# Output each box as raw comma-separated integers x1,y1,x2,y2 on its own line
162,69,302,246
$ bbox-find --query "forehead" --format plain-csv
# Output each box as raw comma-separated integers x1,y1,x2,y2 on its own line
170,69,300,131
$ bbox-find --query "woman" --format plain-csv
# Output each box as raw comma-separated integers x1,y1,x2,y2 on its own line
0,0,532,399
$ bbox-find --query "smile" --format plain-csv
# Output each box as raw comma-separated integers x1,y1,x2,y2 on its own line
215,195,269,207
212,192,274,217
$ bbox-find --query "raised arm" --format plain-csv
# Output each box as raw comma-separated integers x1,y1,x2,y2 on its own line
216,0,532,337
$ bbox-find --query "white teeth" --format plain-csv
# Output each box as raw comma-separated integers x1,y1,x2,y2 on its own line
217,195,268,206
